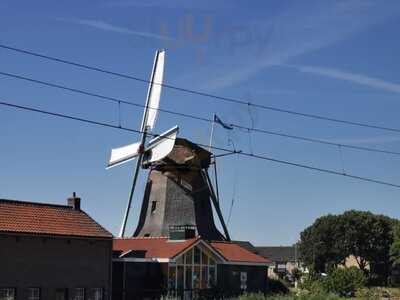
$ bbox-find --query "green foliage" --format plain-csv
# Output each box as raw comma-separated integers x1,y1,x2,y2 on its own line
298,214,346,273
238,293,269,300
341,211,393,275
323,267,366,297
355,288,380,300
390,222,400,268
356,287,400,299
268,278,289,294
298,273,325,295
290,268,302,282
238,293,343,300
298,210,396,283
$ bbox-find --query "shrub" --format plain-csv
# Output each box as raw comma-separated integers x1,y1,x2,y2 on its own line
298,273,325,295
355,288,381,300
291,268,302,282
238,293,343,300
324,267,366,297
268,278,289,294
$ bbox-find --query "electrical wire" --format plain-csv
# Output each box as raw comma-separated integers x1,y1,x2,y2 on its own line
1,70,400,157
1,43,400,133
1,98,400,189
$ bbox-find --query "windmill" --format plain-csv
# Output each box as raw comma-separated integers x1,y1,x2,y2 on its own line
107,50,179,238
107,50,230,242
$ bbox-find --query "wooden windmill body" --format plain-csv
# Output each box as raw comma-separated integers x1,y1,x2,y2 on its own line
134,138,228,241
107,50,230,241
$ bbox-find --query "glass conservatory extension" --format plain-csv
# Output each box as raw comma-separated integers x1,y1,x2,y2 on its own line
168,244,221,290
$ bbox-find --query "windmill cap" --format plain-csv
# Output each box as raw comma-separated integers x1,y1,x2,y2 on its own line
164,138,211,168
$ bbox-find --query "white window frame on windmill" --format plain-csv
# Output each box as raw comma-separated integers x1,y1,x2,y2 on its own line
106,49,180,238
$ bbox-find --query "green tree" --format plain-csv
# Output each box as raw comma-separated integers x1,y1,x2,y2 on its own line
341,210,394,279
298,210,396,284
298,214,347,273
391,222,400,268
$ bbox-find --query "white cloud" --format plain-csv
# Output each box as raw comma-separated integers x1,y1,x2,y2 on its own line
177,1,400,91
285,64,400,94
327,135,400,146
59,18,172,41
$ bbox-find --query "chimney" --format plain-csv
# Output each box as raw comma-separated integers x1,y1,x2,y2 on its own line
68,192,81,210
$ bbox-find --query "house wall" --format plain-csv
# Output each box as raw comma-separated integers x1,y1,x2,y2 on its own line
340,255,370,270
112,261,167,300
0,233,112,300
217,264,268,296
268,261,298,279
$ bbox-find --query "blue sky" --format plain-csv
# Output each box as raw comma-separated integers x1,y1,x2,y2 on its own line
1,0,400,245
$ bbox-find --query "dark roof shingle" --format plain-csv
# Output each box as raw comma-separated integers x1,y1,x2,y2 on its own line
256,246,297,262
0,199,112,238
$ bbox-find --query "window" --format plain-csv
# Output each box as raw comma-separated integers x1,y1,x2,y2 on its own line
185,249,193,265
0,288,15,300
55,289,67,300
240,272,248,290
194,247,201,264
185,266,192,289
169,245,218,290
177,266,184,290
91,288,103,300
168,266,177,289
28,288,40,300
201,266,208,288
151,201,157,213
193,266,201,289
209,265,216,287
73,288,84,300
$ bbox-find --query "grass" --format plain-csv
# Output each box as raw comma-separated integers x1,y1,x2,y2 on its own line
237,293,344,300
236,287,400,300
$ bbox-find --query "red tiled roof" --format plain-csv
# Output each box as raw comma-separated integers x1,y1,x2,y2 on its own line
210,241,270,264
113,237,200,259
0,199,112,238
113,237,269,265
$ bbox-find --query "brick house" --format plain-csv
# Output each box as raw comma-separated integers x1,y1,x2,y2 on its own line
0,195,113,300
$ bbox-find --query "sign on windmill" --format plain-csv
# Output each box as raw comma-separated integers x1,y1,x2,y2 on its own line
107,50,179,237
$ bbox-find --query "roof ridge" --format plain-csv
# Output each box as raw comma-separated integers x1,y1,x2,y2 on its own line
113,236,168,240
0,198,113,238
256,246,294,248
0,198,71,209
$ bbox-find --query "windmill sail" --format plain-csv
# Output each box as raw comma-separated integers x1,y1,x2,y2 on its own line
106,49,177,238
141,49,165,132
143,126,179,165
107,142,141,169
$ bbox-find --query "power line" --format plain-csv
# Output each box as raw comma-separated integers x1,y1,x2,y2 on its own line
1,43,400,133
1,70,400,157
1,98,400,189
0,71,211,123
